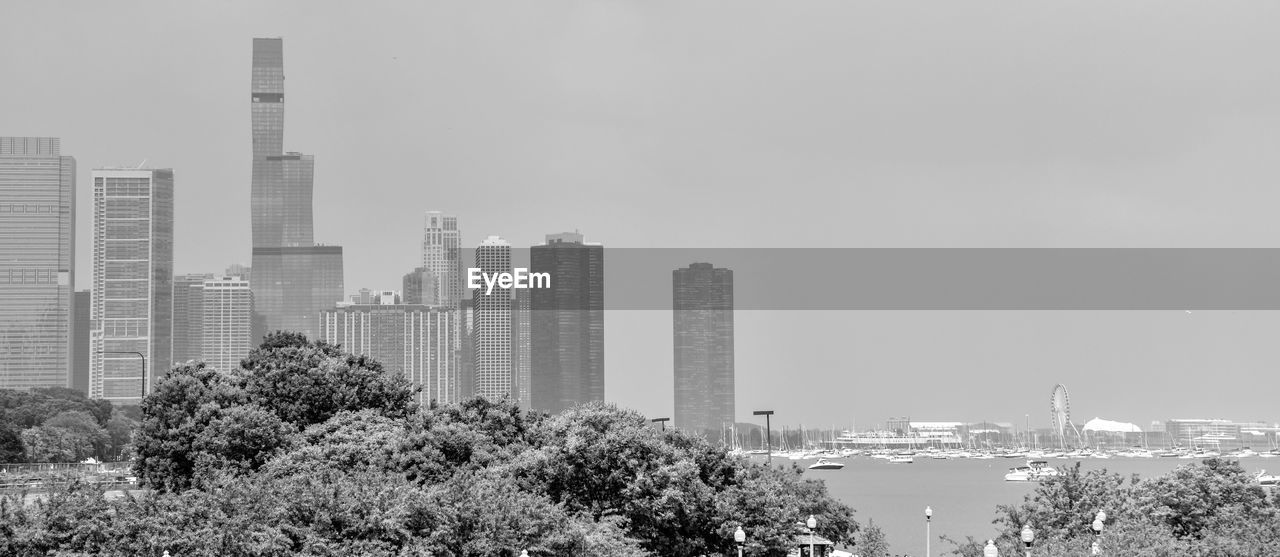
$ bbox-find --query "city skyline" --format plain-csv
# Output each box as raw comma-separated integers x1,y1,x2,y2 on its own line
5,3,1280,426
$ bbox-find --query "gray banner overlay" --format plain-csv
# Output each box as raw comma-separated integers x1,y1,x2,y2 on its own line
457,249,1280,310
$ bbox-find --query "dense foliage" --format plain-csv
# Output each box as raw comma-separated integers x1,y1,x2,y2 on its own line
0,332,859,556
0,387,135,463
946,460,1280,557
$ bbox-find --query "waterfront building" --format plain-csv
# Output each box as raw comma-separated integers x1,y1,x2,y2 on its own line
171,273,213,363
472,236,511,400
319,303,456,406
200,276,253,372
672,262,734,434
0,137,75,390
248,37,344,340
529,232,604,414
89,168,174,402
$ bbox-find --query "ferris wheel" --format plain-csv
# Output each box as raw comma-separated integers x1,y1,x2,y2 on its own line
1050,384,1081,448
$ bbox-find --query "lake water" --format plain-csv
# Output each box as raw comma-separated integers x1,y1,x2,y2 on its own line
764,456,1275,557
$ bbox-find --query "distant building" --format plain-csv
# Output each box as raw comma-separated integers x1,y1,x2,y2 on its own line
472,236,512,400
319,303,457,406
672,263,734,433
248,37,344,340
530,232,604,414
225,263,251,283
201,276,253,372
422,212,462,307
72,290,90,394
458,298,475,400
511,289,531,408
172,273,214,363
90,168,174,402
402,267,438,306
0,137,75,390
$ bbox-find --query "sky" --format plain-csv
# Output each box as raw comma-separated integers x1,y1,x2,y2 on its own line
4,1,1280,428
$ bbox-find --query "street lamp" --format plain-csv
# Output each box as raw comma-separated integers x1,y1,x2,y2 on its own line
520,551,528,557
753,410,774,463
806,514,817,557
651,417,670,431
983,540,999,557
103,351,147,401
734,525,746,557
1020,524,1035,557
925,506,933,557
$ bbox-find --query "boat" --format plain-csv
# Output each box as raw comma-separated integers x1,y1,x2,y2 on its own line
1004,460,1060,482
1257,470,1280,487
808,458,846,470
888,455,914,464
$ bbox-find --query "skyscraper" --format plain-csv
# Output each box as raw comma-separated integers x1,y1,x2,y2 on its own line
672,263,734,434
201,276,253,372
171,273,213,364
90,168,174,403
0,137,75,390
422,212,461,307
319,302,456,406
530,232,604,414
472,236,511,400
72,290,90,394
511,289,531,408
402,267,437,306
249,37,343,339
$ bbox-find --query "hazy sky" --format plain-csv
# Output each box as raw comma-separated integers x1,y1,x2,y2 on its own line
5,2,1280,428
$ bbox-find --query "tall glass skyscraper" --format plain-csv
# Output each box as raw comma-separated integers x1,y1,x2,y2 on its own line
672,263,734,434
90,168,174,403
249,37,343,339
473,236,511,400
0,137,75,390
530,232,604,414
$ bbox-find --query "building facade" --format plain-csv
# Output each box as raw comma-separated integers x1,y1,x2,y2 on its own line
72,290,90,394
472,236,511,400
529,232,604,414
248,37,343,340
89,168,174,402
422,212,461,307
319,302,456,406
200,276,253,372
511,289,531,408
0,137,75,390
171,273,213,364
673,263,734,433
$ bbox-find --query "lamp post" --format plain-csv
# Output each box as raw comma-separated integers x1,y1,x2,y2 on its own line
983,539,999,557
1091,510,1106,555
753,410,774,463
806,514,817,557
734,525,746,557
925,506,933,557
651,417,670,431
103,351,146,401
1020,524,1034,557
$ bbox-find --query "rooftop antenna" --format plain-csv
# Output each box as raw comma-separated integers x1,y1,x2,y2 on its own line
135,159,148,169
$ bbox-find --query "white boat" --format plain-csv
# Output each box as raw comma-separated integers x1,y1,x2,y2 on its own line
888,455,914,464
1257,470,1280,486
1004,460,1060,482
808,458,846,470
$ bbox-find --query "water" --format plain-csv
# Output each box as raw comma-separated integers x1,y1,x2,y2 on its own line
772,456,1275,556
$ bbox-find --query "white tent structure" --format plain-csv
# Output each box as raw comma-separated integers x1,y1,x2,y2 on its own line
1082,418,1143,433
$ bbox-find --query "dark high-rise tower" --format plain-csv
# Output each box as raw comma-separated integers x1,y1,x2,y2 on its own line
672,263,734,434
530,232,604,414
249,38,343,339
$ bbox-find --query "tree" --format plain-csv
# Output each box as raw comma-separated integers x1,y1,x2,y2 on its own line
1136,458,1273,540
43,410,109,460
0,425,23,463
105,409,137,460
858,519,890,557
